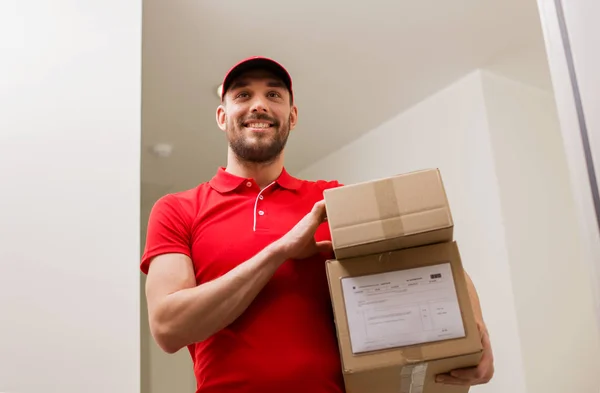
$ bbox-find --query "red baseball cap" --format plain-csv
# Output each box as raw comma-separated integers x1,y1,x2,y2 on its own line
220,56,293,102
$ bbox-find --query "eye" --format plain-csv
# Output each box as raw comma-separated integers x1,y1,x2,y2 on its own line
235,92,250,99
267,91,282,99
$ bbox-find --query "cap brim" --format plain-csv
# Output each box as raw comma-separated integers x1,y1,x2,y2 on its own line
221,57,293,101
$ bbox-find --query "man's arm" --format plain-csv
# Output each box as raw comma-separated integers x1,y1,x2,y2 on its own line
464,271,490,337
436,271,495,386
145,243,286,353
145,200,332,354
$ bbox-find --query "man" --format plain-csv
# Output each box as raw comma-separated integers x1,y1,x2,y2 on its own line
141,56,494,393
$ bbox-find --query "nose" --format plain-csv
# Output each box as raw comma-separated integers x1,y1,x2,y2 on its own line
249,96,268,113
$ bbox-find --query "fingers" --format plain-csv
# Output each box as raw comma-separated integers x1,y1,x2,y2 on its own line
436,362,493,386
315,240,333,254
449,366,484,381
435,373,470,385
312,199,326,212
311,200,328,222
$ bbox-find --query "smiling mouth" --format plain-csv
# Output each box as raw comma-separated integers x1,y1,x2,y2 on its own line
244,121,273,129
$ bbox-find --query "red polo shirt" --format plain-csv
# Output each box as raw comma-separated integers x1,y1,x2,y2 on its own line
141,167,345,393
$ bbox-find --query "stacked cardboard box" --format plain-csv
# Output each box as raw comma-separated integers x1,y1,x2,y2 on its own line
323,169,483,393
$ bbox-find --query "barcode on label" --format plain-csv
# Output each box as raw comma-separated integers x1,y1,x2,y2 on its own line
430,273,442,279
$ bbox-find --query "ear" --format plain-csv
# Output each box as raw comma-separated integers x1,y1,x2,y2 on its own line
289,104,298,131
216,105,227,131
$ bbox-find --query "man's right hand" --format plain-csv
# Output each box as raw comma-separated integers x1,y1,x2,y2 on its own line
274,200,333,260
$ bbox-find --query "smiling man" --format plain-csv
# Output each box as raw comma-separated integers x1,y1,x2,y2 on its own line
141,56,494,393
216,60,296,167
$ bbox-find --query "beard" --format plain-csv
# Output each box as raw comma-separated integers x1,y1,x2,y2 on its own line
227,113,291,164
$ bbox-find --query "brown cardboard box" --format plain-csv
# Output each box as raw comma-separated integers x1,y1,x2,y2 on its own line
323,169,454,260
326,241,483,393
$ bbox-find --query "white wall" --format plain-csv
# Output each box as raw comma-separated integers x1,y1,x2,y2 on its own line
481,71,600,393
299,71,528,393
0,2,141,392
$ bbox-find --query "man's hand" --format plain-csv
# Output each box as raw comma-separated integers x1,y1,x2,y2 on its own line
274,200,332,260
435,323,494,386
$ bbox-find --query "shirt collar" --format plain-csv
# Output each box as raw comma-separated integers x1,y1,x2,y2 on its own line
209,167,302,193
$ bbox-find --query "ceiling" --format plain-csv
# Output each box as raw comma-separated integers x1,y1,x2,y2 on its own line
140,0,551,217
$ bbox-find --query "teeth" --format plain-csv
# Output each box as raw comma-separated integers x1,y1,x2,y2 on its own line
247,123,270,128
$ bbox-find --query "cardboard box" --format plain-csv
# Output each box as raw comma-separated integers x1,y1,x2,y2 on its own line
323,169,454,260
326,241,483,393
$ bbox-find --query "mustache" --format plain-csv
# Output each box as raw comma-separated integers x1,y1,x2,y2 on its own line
238,113,280,127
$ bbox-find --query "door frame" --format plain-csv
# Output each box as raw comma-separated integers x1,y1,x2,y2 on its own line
537,0,600,335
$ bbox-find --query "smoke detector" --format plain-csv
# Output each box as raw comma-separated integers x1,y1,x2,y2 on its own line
151,143,173,158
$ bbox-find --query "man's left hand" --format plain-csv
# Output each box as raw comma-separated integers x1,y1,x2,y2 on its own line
435,324,494,386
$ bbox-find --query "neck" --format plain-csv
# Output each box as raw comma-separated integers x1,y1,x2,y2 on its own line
225,149,285,189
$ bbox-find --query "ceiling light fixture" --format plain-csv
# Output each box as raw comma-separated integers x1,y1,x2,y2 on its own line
216,84,223,99
151,143,173,158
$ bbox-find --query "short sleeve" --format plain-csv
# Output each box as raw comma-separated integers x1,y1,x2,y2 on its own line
140,194,192,274
316,179,344,193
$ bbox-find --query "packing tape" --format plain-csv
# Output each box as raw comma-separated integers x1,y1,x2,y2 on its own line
399,363,428,393
402,346,425,364
372,180,403,238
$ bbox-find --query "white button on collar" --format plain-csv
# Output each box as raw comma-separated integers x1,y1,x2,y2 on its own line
246,181,252,187
259,195,264,200
258,210,264,216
